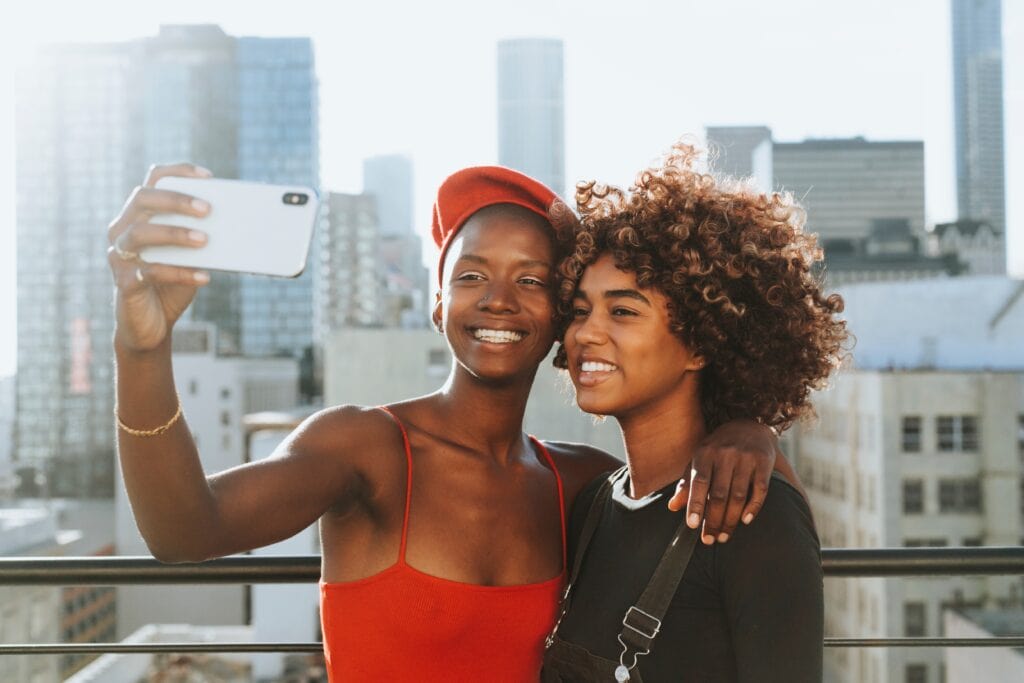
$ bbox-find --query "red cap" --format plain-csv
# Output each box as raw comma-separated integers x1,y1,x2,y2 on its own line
432,165,559,286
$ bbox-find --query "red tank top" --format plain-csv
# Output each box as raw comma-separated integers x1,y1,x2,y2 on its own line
319,408,567,682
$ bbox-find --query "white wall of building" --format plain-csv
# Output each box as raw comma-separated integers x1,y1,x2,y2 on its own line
114,333,300,639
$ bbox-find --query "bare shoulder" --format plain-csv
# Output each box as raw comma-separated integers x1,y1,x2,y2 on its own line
537,439,622,506
288,404,399,450
277,404,407,478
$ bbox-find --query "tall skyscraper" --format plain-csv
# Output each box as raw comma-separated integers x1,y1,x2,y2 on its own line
14,26,318,495
235,36,320,359
363,154,413,237
951,0,1005,269
15,42,144,496
497,38,565,197
140,27,320,358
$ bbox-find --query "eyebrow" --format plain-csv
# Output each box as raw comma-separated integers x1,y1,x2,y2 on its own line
455,254,552,270
573,288,652,306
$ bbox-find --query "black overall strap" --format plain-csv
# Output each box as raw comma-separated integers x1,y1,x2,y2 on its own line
545,466,625,648
616,511,700,667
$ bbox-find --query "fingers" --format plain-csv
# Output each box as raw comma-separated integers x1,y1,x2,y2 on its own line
740,457,772,527
115,222,208,257
144,162,213,188
685,455,711,530
699,456,735,545
668,476,689,512
718,460,756,541
107,182,211,244
113,260,211,292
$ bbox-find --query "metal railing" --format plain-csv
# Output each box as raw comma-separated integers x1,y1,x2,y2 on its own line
1,547,1023,656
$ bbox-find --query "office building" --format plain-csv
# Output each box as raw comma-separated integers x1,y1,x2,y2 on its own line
314,192,382,334
792,276,1024,683
234,35,320,359
773,137,925,247
497,38,565,197
15,41,143,496
14,25,318,497
951,0,1005,262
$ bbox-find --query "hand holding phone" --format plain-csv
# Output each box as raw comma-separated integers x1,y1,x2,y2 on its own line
141,177,320,278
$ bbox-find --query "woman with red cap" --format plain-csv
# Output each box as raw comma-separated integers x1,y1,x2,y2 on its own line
106,162,792,681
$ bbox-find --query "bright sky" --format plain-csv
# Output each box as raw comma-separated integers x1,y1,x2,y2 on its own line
1,0,1022,378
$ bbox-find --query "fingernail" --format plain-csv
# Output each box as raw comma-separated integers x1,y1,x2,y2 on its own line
717,533,729,543
192,198,210,213
688,513,700,528
195,166,213,177
193,271,210,284
743,513,754,525
189,230,207,244
702,535,715,545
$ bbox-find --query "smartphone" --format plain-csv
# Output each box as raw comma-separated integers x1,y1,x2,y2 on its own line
140,177,320,278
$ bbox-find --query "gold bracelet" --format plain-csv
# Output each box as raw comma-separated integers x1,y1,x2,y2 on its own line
115,395,183,437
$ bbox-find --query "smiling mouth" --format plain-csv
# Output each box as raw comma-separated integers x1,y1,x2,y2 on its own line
576,360,619,387
471,328,526,344
580,361,617,373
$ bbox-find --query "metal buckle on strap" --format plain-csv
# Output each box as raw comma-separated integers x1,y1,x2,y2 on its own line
622,605,661,643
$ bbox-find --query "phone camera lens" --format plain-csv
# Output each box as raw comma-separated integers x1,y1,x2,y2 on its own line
283,193,308,206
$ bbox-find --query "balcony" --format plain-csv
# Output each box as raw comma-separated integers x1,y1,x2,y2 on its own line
1,546,1023,660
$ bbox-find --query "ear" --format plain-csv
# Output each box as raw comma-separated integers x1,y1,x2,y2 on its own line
689,352,707,372
431,291,444,333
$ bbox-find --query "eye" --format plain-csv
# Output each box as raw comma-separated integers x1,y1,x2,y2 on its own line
518,276,546,287
611,306,638,317
571,305,590,318
456,272,484,282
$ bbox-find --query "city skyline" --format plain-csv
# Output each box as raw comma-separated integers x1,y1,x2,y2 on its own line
1,0,1023,377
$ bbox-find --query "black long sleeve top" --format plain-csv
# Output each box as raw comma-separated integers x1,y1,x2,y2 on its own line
556,471,823,682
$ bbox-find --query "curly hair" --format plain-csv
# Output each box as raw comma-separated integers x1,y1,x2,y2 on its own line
553,142,849,431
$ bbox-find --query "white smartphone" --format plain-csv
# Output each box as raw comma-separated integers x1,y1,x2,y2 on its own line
140,177,320,278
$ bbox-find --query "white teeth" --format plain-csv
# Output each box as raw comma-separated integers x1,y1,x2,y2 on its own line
581,361,617,373
473,328,524,343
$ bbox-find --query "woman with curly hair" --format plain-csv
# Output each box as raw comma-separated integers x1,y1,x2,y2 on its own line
542,143,848,682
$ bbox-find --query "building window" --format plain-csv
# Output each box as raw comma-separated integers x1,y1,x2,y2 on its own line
938,479,982,513
220,387,231,400
189,379,199,396
936,415,979,452
904,602,926,637
905,663,927,683
901,416,922,452
902,480,924,514
961,537,982,547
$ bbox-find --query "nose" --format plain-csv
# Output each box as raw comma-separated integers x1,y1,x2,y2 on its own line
572,310,607,347
478,279,518,314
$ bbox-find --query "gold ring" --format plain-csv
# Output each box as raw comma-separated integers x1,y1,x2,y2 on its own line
114,243,139,261
135,267,145,283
